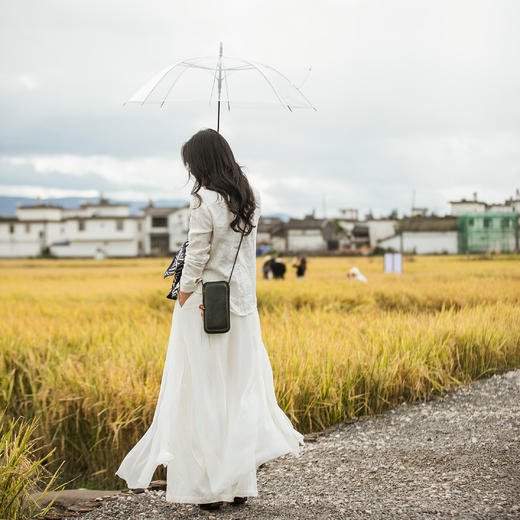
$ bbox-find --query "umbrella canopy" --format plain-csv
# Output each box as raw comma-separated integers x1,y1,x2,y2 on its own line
125,43,316,131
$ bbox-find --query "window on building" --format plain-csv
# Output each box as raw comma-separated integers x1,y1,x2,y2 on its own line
483,217,491,228
137,222,142,231
468,218,474,226
152,217,168,228
9,224,14,234
116,220,124,231
25,223,30,233
501,218,510,229
78,220,86,231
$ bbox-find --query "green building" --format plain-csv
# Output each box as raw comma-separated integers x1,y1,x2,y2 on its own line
458,212,519,254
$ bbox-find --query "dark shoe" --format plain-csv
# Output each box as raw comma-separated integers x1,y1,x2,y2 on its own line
199,501,223,510
232,496,247,505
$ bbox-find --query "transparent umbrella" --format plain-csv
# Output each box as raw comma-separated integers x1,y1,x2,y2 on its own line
124,42,316,132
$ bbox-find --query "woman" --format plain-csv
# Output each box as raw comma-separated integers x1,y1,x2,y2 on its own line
115,129,304,510
292,256,307,279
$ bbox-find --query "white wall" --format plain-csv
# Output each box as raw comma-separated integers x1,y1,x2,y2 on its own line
508,201,520,212
50,239,139,258
378,231,458,254
16,207,63,221
450,202,486,216
287,229,326,252
0,221,45,257
83,205,130,217
337,209,358,220
168,208,189,251
366,220,397,247
488,205,512,213
271,236,287,252
336,220,355,233
256,231,271,244
0,224,43,256
65,218,142,241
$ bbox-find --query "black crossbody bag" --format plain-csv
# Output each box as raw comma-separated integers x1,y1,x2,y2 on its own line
200,230,245,334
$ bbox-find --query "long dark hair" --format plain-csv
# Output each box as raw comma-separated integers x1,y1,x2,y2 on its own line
181,129,256,235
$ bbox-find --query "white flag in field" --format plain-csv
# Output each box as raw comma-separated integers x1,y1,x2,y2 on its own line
384,253,403,274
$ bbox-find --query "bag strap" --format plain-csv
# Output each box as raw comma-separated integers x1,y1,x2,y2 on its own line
228,229,246,284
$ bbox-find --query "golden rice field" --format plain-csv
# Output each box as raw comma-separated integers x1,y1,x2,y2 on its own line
1,255,520,489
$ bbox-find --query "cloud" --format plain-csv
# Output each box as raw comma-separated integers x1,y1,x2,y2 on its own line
0,156,193,201
18,74,40,91
1,0,519,218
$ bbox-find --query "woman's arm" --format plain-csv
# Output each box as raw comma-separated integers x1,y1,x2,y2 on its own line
179,195,213,299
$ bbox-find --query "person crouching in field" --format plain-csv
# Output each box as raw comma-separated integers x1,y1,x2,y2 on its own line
271,257,286,279
347,266,367,283
262,255,274,279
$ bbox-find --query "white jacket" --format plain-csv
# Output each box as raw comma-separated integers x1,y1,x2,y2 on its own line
179,185,261,316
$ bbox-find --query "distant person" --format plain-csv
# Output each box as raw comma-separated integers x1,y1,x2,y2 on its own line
94,247,106,260
271,257,286,279
262,255,274,279
347,266,367,283
292,256,307,279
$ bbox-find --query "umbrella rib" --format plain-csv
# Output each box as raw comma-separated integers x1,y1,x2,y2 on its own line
184,63,220,71
254,60,317,111
224,67,231,111
139,62,189,105
160,66,191,107
209,62,219,106
237,58,288,110
221,64,255,71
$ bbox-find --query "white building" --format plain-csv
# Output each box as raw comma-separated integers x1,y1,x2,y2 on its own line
270,216,337,253
411,207,427,217
257,217,283,247
488,203,513,213
449,190,520,217
365,219,397,247
450,192,487,216
143,203,189,256
378,231,458,254
338,208,359,220
0,199,147,258
377,217,458,255
505,190,520,213
334,217,396,250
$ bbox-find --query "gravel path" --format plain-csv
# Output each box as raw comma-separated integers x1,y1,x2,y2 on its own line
80,369,520,519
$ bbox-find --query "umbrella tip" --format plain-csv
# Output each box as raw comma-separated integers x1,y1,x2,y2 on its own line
219,41,223,57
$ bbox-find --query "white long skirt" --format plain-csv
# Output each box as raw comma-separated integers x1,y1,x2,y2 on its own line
115,285,304,504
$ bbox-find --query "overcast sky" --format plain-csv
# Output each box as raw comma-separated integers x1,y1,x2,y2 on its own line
1,0,519,218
